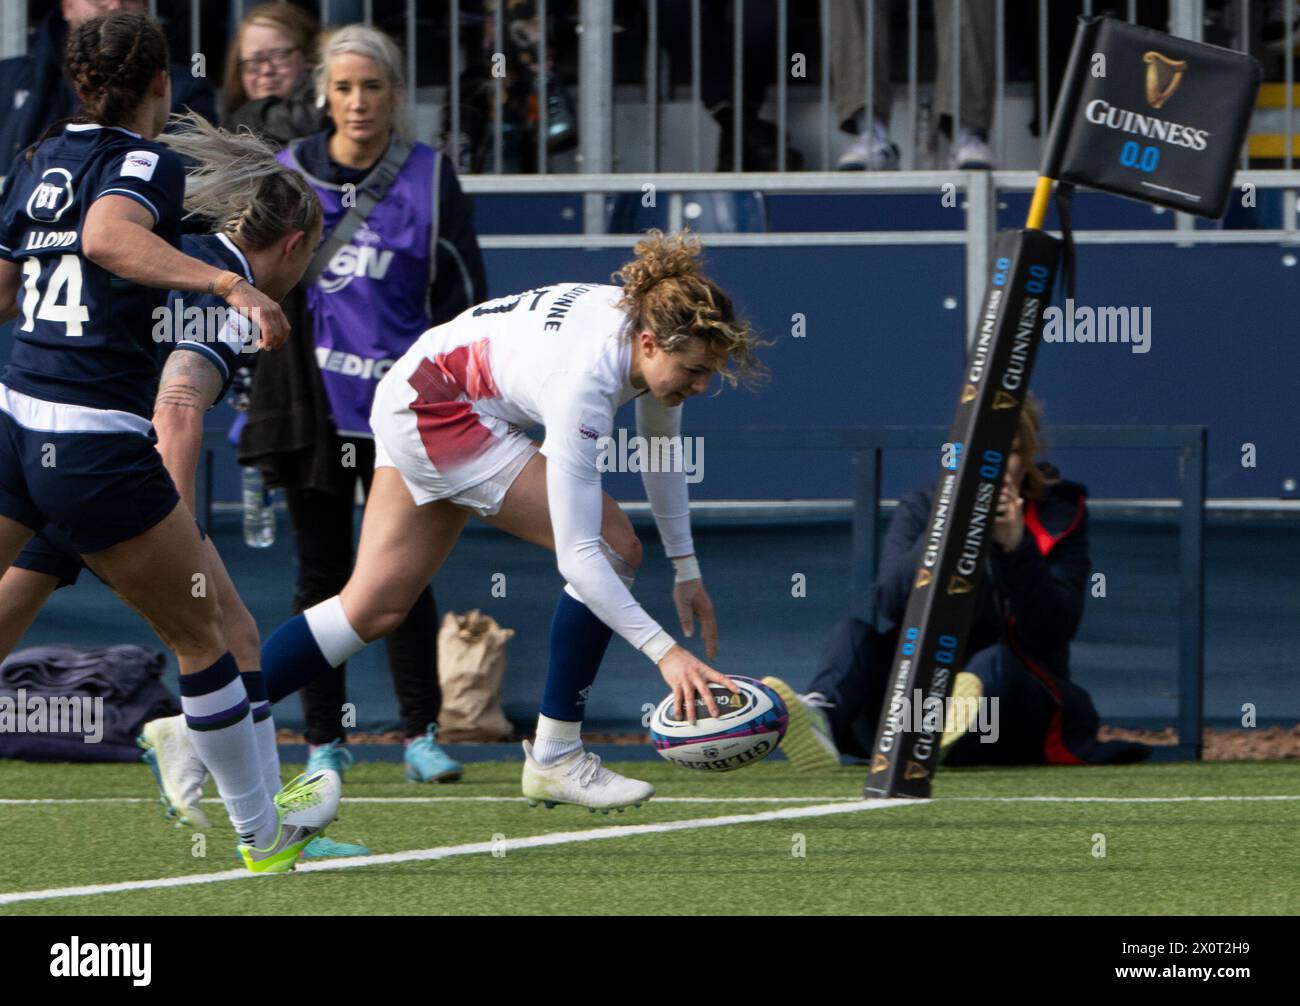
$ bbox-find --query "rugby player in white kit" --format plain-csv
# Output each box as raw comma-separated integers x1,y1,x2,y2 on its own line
260,230,767,810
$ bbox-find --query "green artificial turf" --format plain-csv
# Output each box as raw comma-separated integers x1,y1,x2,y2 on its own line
1,758,1296,915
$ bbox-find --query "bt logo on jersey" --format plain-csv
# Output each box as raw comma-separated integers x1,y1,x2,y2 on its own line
25,167,74,222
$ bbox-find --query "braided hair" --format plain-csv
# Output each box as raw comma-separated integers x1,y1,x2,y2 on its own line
64,12,169,130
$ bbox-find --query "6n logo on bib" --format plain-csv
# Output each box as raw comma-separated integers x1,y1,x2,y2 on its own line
318,243,395,293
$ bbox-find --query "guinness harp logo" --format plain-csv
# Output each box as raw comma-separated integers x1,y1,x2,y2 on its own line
905,760,929,781
993,390,1018,410
915,568,933,589
872,753,890,774
1143,51,1187,109
947,575,974,595
960,383,977,404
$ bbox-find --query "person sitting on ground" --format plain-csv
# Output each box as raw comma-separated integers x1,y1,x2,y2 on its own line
769,395,1150,770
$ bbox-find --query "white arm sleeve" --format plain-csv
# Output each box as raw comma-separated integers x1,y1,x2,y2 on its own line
540,373,673,662
546,453,671,659
635,394,695,558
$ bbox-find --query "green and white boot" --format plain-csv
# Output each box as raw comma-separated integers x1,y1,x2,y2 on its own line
238,769,342,875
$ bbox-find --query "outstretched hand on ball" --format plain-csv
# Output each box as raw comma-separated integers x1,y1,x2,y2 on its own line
657,647,738,723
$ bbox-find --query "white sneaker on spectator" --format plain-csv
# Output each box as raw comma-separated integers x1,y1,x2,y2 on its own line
950,124,994,169
838,116,899,171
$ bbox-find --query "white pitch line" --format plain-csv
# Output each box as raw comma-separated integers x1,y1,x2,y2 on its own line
947,795,1300,804
3,794,1300,807
0,799,911,906
0,795,863,806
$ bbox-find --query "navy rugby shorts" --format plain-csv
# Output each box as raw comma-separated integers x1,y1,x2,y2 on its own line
0,385,180,556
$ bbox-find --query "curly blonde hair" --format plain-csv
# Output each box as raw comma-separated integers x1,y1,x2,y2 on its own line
612,230,769,390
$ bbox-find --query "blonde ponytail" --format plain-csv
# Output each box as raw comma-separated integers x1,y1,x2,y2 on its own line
159,111,322,250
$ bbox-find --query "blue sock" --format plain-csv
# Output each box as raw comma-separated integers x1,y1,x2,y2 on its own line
540,592,613,721
240,670,271,723
240,669,282,797
261,614,336,703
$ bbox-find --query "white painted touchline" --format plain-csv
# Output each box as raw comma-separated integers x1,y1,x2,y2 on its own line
0,799,913,906
0,795,864,806
3,794,1300,807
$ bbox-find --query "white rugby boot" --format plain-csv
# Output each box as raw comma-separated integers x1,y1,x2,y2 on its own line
138,714,210,829
521,741,654,813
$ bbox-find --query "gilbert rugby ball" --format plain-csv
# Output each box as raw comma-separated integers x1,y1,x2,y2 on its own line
649,675,788,771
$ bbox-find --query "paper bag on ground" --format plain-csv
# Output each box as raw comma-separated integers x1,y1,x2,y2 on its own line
436,609,515,742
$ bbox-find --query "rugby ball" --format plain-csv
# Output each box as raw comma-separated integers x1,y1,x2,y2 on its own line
649,676,788,771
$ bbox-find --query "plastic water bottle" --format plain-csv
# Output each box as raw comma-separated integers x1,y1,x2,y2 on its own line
241,466,275,548
916,96,936,170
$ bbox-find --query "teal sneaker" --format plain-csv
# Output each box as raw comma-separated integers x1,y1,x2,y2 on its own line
302,835,371,859
306,739,355,779
404,724,462,783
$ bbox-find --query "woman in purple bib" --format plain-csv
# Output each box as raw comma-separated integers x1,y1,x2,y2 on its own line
242,23,487,784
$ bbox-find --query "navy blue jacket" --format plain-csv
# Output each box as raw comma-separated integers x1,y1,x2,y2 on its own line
872,466,1090,681
868,468,1148,764
0,11,215,182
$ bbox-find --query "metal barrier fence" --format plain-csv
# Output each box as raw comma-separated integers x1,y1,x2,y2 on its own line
458,167,1300,348
3,1,1286,176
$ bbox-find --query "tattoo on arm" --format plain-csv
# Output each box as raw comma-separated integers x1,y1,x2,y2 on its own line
155,350,224,412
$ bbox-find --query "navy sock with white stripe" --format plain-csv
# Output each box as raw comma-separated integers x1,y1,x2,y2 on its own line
180,653,275,847
261,597,366,703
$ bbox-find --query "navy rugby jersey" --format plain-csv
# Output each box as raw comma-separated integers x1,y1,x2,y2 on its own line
162,232,258,407
0,123,185,419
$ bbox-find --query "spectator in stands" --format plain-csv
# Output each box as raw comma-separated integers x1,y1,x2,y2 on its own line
657,0,804,171
238,24,487,784
773,395,1150,768
222,2,330,146
830,0,996,170
0,0,214,178
443,0,578,173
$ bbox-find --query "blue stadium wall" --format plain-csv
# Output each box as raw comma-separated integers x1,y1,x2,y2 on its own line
178,237,1297,504
2,192,1293,503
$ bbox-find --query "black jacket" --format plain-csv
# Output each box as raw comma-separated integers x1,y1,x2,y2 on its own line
222,73,330,148
0,11,215,180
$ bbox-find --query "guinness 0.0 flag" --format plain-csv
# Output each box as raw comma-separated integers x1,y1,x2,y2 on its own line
1042,16,1260,218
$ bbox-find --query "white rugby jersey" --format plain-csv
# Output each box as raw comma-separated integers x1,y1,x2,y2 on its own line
382,282,695,660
